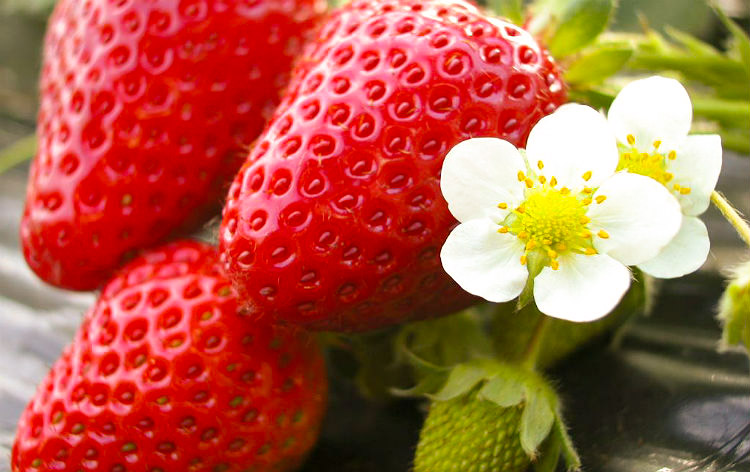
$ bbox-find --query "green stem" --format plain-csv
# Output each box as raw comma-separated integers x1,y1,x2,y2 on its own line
0,134,36,174
711,190,750,248
520,311,550,371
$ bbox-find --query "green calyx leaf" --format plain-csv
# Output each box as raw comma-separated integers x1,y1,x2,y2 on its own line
529,0,614,58
520,385,555,458
417,360,581,470
429,361,492,401
478,375,525,407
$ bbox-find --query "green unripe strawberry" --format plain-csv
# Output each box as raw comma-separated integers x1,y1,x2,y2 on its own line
718,260,750,353
415,391,529,472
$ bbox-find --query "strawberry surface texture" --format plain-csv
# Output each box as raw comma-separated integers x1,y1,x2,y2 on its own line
219,0,567,332
12,241,328,472
21,0,326,290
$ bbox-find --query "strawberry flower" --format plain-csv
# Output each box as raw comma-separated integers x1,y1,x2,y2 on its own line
608,76,723,278
439,104,682,322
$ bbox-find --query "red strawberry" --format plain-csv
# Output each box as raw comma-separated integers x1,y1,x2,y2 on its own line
21,0,326,290
219,0,566,332
12,241,328,472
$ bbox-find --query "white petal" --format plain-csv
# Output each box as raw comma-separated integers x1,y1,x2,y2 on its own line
588,172,682,266
608,76,692,152
667,134,722,216
638,216,710,278
440,218,528,303
534,253,631,322
526,104,619,190
441,138,526,223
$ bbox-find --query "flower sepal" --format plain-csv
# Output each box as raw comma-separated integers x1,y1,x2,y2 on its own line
412,358,582,471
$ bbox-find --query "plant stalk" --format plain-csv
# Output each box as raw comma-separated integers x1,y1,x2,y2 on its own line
711,190,750,248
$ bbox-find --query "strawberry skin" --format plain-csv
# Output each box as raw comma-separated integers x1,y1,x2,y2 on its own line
21,0,326,290
12,241,328,472
219,0,566,332
415,393,528,472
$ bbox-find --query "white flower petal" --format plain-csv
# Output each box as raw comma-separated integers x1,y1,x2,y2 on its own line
668,134,722,216
440,218,528,303
441,138,526,223
638,216,710,278
588,172,682,266
534,253,631,322
608,76,692,151
525,103,619,190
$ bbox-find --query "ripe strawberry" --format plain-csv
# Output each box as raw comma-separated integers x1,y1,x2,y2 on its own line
414,393,529,472
219,0,567,331
21,0,326,290
12,241,328,472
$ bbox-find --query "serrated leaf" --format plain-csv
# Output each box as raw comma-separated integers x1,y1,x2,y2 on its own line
477,375,525,407
564,44,633,85
488,0,524,25
532,0,614,58
519,388,555,457
712,2,750,77
429,363,488,401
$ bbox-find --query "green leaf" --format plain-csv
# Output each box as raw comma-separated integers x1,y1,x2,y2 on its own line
531,0,614,58
0,134,36,174
430,363,489,401
712,2,750,76
519,388,555,457
477,375,525,407
564,43,633,85
488,0,524,25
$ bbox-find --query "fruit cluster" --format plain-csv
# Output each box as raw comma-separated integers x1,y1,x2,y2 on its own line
13,0,566,470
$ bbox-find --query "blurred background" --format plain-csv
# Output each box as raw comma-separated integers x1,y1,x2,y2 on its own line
0,1,748,471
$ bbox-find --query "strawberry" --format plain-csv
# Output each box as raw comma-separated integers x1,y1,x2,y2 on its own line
219,0,567,331
21,0,326,290
12,240,328,472
414,392,529,472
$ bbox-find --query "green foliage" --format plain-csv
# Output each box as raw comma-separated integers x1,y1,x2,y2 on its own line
489,0,525,25
718,259,750,353
564,43,634,85
711,2,750,77
528,0,615,57
414,361,581,470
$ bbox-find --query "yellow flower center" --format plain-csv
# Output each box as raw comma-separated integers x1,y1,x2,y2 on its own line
617,134,691,195
497,163,606,270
